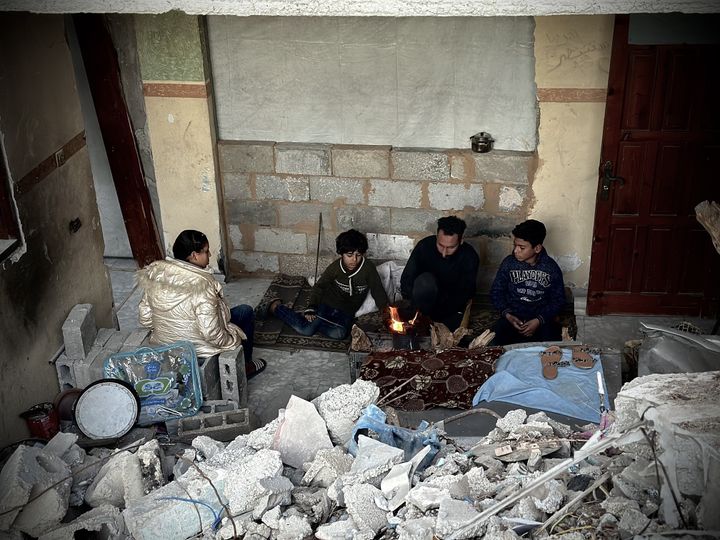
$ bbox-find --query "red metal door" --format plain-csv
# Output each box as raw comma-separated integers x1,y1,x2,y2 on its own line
588,16,720,316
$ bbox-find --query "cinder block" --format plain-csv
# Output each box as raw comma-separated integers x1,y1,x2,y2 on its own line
309,177,365,205
198,355,221,401
176,406,251,443
120,329,151,352
218,141,275,173
449,153,472,181
254,228,307,254
76,330,129,388
471,150,533,185
428,183,484,211
277,203,332,228
225,200,276,226
331,145,390,178
230,250,280,273
275,143,331,176
55,353,75,391
256,175,309,201
499,185,527,212
336,206,391,233
222,172,252,200
366,233,415,260
219,347,247,407
368,179,422,209
390,208,442,234
391,148,449,181
62,304,97,360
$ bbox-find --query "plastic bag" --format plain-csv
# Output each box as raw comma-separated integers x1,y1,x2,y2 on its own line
104,341,202,425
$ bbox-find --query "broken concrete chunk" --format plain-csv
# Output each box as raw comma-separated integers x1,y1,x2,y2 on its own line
596,512,619,536
527,448,542,472
276,514,313,540
172,448,196,479
272,395,333,469
396,516,435,540
261,505,282,529
253,475,294,519
292,486,331,523
600,495,641,517
315,517,359,539
302,446,354,488
405,485,450,512
191,435,226,460
464,466,497,499
472,454,505,480
41,432,79,460
618,507,651,536
313,380,380,445
435,498,484,539
508,496,543,522
222,448,285,516
530,478,565,513
85,451,144,509
136,439,165,494
38,504,124,540
496,409,527,432
527,412,573,438
344,483,387,534
0,446,73,537
347,435,404,487
508,421,554,439
242,416,281,451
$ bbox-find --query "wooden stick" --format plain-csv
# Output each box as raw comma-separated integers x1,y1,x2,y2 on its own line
377,375,418,406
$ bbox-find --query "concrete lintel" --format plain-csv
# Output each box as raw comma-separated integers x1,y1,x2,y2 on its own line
2,0,716,16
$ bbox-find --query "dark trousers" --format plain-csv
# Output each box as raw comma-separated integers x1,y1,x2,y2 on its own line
230,304,255,363
410,272,464,331
491,316,562,346
273,303,353,340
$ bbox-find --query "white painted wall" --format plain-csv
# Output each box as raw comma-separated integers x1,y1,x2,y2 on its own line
3,0,717,16
208,16,537,151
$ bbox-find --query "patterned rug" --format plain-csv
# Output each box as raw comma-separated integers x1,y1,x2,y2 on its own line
359,347,504,410
253,275,577,353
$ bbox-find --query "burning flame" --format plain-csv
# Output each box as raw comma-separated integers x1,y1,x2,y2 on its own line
388,307,419,334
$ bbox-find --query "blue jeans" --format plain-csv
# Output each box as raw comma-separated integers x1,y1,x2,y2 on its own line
273,303,352,340
230,304,255,363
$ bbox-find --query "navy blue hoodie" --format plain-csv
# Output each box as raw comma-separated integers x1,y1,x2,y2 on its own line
490,248,565,324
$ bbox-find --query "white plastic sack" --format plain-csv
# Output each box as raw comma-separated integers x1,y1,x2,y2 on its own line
355,261,405,316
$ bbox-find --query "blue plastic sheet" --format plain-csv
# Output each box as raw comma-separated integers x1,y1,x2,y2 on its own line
347,404,440,471
471,346,610,423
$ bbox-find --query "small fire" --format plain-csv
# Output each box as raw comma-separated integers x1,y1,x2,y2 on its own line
388,306,419,334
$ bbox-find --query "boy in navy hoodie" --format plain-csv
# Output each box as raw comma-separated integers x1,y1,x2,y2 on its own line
490,219,565,345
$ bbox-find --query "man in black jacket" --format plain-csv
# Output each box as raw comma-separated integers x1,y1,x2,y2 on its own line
401,216,479,330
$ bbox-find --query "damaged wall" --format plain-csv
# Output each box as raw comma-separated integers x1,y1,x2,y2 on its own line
531,16,614,288
0,13,114,445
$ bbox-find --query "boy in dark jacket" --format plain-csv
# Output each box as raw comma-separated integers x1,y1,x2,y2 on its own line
490,219,565,345
268,229,388,340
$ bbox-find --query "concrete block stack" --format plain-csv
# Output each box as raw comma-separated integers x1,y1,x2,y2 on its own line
218,141,534,289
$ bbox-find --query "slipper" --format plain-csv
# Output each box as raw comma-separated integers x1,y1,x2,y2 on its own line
540,345,562,380
571,346,595,369
245,358,267,380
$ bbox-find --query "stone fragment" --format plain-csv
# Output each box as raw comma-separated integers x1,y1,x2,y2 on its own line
596,513,619,536
85,451,144,509
473,454,505,480
292,486,331,523
465,466,497,499
315,517,359,540
42,432,79,459
172,448,196,479
496,410,527,432
273,395,333,469
618,507,651,536
192,435,226,460
302,446,354,488
531,479,565,513
509,421,554,439
527,412,573,438
261,505,282,529
397,516,435,540
405,485,449,512
344,483,387,534
435,498,484,539
276,514,313,540
600,495,640,517
527,448,543,472
509,496,543,522
313,380,379,445
347,435,404,487
38,504,124,540
253,476,294,519
238,417,281,451
136,439,165,494
220,449,285,516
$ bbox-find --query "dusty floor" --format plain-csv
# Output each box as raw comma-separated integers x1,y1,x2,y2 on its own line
108,257,715,429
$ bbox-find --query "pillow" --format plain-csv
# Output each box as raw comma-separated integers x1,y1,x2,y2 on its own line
355,261,405,317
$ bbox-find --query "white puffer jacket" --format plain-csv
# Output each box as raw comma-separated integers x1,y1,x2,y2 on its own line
137,258,246,357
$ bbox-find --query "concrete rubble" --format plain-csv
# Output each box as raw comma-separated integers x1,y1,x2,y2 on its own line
1,374,719,539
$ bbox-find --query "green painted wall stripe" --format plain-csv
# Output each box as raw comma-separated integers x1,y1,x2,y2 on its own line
135,13,205,82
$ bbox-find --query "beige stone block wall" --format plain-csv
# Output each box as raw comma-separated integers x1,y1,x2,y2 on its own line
532,15,614,288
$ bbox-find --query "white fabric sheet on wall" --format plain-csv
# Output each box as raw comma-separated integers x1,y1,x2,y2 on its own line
208,16,537,151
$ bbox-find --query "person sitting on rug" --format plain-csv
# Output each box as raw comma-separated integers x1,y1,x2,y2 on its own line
138,229,267,379
490,219,565,346
267,229,389,340
400,215,479,331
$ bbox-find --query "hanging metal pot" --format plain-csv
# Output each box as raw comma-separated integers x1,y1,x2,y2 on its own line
470,132,494,153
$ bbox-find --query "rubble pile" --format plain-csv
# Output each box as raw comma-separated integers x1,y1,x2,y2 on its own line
1,374,718,539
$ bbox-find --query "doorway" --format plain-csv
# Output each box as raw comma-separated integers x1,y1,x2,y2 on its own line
587,15,720,316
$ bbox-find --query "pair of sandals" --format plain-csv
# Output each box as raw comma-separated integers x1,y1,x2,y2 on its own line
540,345,595,380
246,358,267,380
